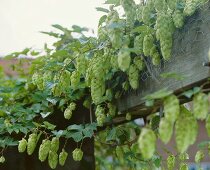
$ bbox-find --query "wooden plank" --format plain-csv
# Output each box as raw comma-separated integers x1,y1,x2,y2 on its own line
116,3,210,115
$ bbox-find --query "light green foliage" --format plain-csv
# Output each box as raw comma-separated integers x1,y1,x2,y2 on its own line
72,148,83,161
175,107,198,153
125,112,131,121
133,56,144,71
18,138,27,153
193,92,209,120
50,137,59,152
48,150,58,169
118,49,131,72
179,163,189,170
205,114,210,137
164,95,180,123
167,155,176,170
27,133,38,155
128,64,139,89
59,149,68,166
195,150,205,163
143,35,154,56
39,139,51,162
173,10,185,28
159,118,173,144
0,156,5,163
138,128,156,159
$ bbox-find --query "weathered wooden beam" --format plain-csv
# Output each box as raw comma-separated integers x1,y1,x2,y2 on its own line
116,3,210,118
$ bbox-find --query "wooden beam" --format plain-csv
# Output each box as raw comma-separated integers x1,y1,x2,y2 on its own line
116,3,210,116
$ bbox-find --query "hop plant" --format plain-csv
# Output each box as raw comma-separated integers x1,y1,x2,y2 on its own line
38,139,51,162
59,149,68,166
27,133,38,155
205,114,210,137
154,0,166,11
69,102,76,111
107,103,116,117
195,150,204,163
70,71,80,90
64,107,72,120
96,113,106,127
48,150,58,169
76,54,88,75
179,163,188,170
143,35,154,56
175,107,198,153
193,92,208,120
164,95,180,123
183,0,197,16
167,155,176,170
159,118,173,144
18,138,27,153
0,156,5,163
173,10,185,28
128,64,139,89
50,137,59,152
118,48,131,72
134,35,144,55
72,148,83,161
133,57,144,71
138,128,156,159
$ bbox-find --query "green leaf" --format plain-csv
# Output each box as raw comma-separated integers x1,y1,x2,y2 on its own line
98,15,107,27
143,89,172,100
104,0,120,6
106,128,117,141
67,124,84,131
70,131,83,142
95,7,109,13
160,72,185,80
42,121,56,130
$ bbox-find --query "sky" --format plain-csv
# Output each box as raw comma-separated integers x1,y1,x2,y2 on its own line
0,0,107,56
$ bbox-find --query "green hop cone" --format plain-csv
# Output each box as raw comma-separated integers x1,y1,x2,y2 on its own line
59,149,68,166
118,49,131,72
179,163,189,170
48,150,58,169
205,114,210,137
64,108,72,120
50,137,59,152
159,118,173,144
38,139,51,162
193,92,209,120
167,155,176,170
138,128,156,159
96,113,106,127
0,156,5,163
72,148,83,161
175,107,198,153
27,133,38,155
179,152,189,161
69,102,76,111
195,150,205,163
18,138,27,153
164,95,180,123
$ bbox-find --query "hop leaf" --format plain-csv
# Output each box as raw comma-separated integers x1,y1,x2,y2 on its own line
0,156,5,163
138,128,156,159
164,95,180,123
48,150,58,169
39,139,51,162
59,149,68,166
193,92,208,120
72,148,83,161
159,118,173,144
18,138,27,153
27,133,38,155
50,137,60,152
